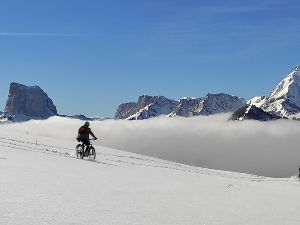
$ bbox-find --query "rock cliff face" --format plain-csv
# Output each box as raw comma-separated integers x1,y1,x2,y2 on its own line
115,94,246,120
115,102,138,119
4,82,57,121
170,97,202,117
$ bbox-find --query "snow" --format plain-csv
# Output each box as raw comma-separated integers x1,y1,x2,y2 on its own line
180,96,198,100
263,67,300,116
2,116,300,177
269,74,294,100
248,96,266,108
248,66,300,117
1,117,300,224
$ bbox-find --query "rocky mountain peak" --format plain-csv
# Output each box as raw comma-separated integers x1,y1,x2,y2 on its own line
4,82,57,121
247,65,300,118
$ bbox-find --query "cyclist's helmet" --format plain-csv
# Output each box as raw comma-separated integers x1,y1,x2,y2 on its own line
84,121,90,127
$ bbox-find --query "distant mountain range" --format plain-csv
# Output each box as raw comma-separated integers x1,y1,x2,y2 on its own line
115,66,300,121
1,66,300,122
115,94,246,120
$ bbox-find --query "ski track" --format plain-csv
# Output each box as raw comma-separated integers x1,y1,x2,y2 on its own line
0,136,298,184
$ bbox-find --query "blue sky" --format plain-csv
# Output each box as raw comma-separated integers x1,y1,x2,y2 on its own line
0,0,299,117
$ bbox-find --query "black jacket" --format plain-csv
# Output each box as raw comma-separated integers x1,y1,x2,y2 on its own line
77,125,96,140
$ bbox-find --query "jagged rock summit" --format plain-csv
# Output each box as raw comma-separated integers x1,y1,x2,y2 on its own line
249,65,300,118
115,94,246,120
116,95,178,120
3,82,57,121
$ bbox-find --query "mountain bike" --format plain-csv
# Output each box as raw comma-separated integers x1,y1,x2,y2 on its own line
75,139,96,160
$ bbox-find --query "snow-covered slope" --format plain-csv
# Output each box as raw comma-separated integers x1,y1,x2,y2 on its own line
247,96,266,108
1,120,300,225
250,66,300,117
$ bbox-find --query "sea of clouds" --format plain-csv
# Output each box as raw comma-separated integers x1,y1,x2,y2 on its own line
2,115,300,177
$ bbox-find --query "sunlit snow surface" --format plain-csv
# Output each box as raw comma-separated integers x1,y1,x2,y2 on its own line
1,116,300,224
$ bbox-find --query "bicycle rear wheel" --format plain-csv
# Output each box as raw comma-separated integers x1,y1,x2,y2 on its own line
89,146,96,160
75,144,84,159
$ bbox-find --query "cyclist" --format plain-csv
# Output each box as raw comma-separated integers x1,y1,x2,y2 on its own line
77,121,97,156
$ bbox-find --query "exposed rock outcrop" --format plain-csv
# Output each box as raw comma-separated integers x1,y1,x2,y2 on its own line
231,105,282,121
115,102,138,119
3,82,57,121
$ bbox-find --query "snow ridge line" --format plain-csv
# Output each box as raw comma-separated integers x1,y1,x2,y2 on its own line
0,136,195,169
0,136,201,169
0,138,120,167
0,136,205,174
102,156,295,182
0,136,296,182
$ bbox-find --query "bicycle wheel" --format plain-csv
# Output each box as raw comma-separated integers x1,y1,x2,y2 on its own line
75,144,84,159
89,146,96,160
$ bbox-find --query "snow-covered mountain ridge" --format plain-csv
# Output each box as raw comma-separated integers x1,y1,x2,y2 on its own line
116,65,300,121
2,66,300,122
249,66,300,118
116,94,246,120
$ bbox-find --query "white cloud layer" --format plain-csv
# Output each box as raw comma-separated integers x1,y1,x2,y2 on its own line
2,115,300,177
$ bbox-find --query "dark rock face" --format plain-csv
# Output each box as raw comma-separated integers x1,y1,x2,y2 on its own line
115,102,138,119
231,105,282,121
172,97,202,117
4,82,57,120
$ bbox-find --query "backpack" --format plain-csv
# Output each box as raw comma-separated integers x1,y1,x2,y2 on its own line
78,126,87,134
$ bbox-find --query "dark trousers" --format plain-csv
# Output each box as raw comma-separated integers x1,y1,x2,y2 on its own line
77,138,90,154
